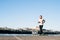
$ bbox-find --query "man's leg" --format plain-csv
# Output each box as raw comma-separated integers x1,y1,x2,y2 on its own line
39,25,41,34
40,25,43,34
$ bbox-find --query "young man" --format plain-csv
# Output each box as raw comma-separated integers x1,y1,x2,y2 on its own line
38,15,45,34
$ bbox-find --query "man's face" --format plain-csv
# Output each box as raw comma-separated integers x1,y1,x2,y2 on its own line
40,16,42,19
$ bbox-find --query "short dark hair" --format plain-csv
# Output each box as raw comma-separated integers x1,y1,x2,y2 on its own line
40,15,42,17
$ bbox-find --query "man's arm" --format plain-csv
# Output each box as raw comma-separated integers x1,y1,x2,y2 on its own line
38,21,40,23
43,19,45,23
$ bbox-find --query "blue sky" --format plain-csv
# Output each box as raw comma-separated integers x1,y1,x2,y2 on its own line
0,0,60,31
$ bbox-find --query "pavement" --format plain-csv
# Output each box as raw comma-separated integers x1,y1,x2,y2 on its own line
0,35,60,40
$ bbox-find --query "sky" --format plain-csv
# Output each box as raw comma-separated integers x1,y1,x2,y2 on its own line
0,0,60,31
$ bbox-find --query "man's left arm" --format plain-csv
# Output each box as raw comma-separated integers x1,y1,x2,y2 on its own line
43,19,45,23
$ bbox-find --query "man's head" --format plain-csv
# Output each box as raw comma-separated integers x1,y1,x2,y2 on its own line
40,15,42,19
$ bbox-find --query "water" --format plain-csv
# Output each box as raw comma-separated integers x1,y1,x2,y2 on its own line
48,34,60,36
0,34,33,36
0,34,60,36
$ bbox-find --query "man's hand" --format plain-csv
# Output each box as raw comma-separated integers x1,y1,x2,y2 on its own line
43,20,45,23
38,21,40,23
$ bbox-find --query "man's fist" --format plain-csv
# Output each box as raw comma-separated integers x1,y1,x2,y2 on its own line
38,21,40,23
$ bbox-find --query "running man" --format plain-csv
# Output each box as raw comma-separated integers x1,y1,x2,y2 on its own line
38,15,45,34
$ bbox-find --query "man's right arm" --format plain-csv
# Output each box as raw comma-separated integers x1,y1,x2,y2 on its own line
38,21,40,23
